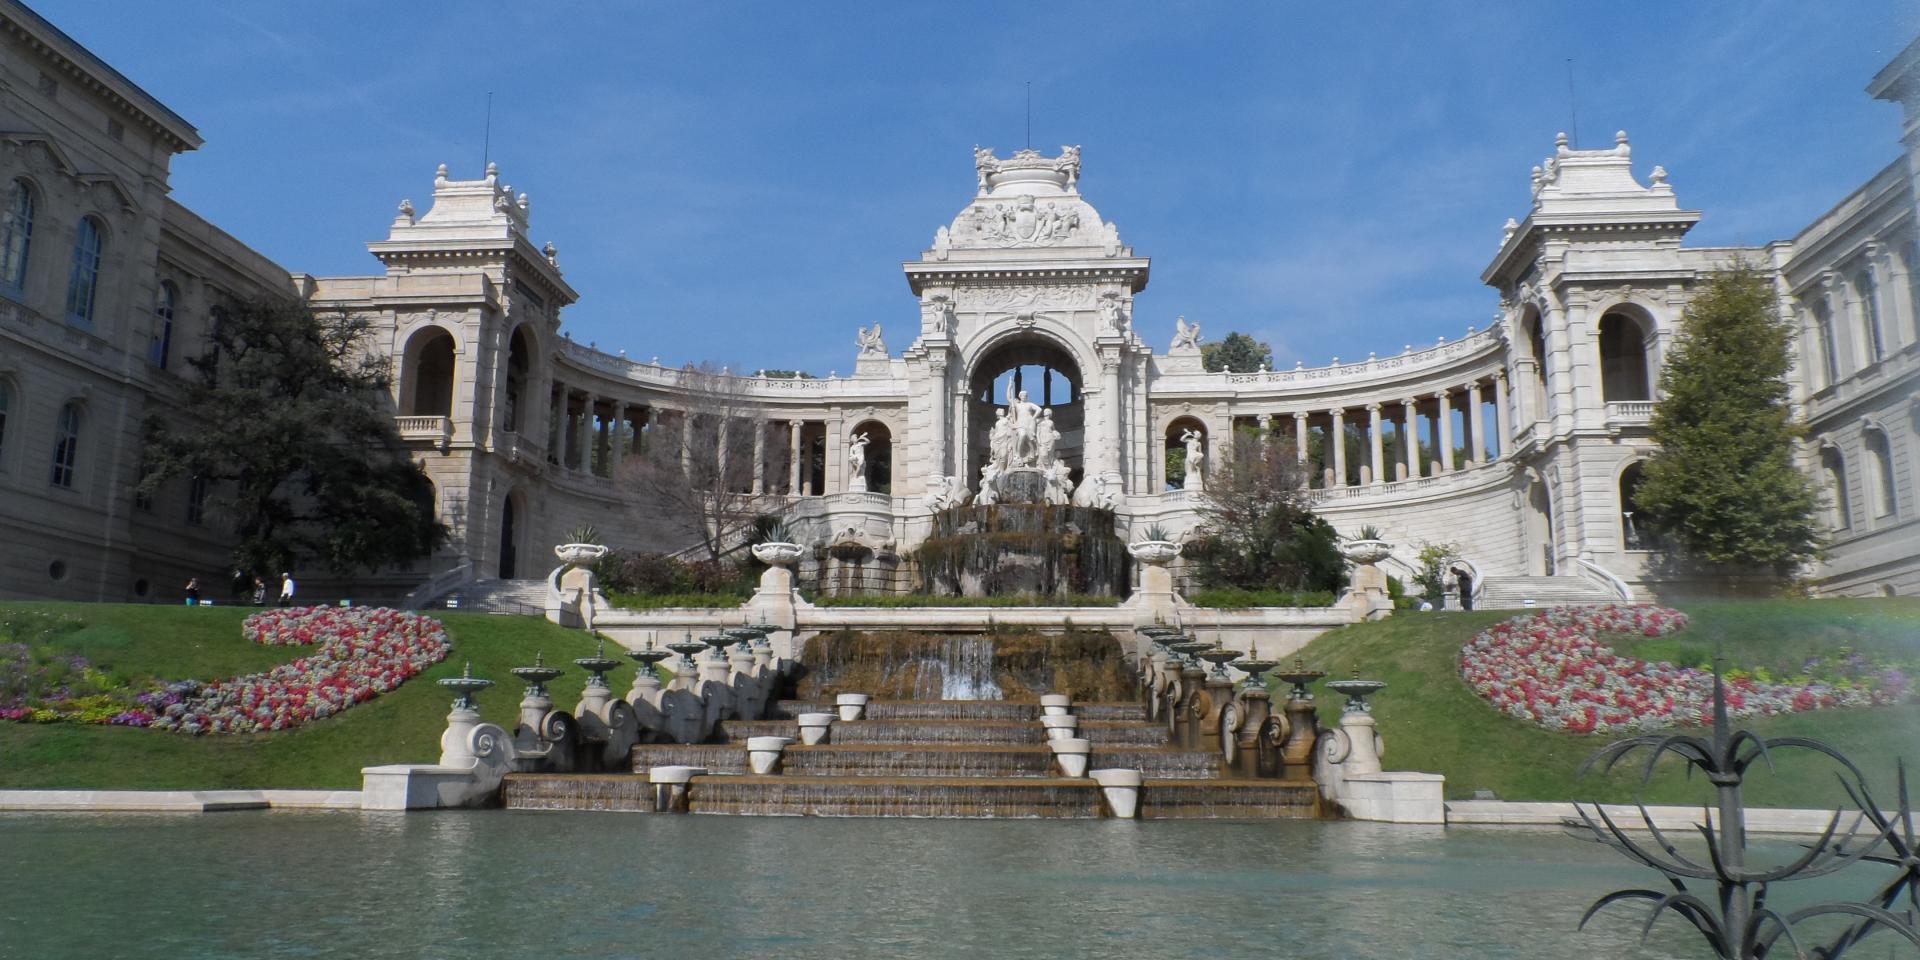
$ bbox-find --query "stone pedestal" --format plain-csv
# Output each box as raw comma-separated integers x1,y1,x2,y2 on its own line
1281,697,1320,770
1232,688,1273,779
1198,676,1233,761
1337,711,1383,776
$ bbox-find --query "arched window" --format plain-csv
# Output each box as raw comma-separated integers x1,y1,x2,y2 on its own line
1,179,34,293
402,327,457,417
503,326,531,433
185,474,207,526
1865,427,1898,519
1524,312,1550,420
1598,311,1653,402
1618,461,1653,550
1854,269,1885,365
49,402,80,488
149,281,177,369
1821,446,1850,532
65,217,104,328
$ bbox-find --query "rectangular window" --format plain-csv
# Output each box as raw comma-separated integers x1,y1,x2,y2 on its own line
65,219,103,328
49,405,79,489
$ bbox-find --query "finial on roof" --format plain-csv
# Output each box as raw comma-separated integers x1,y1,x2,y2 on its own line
435,163,449,181
543,241,558,265
486,161,499,179
397,198,415,220
1615,129,1629,146
1650,165,1669,185
1555,131,1569,149
517,192,529,214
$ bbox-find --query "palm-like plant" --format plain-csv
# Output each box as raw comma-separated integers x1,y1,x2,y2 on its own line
1577,666,1920,958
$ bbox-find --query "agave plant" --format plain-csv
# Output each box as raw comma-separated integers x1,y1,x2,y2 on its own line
1135,522,1172,544
1576,664,1920,958
1354,524,1383,542
564,524,602,546
757,518,793,545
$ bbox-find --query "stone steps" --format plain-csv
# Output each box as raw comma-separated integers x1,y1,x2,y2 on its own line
1476,576,1622,610
452,578,548,614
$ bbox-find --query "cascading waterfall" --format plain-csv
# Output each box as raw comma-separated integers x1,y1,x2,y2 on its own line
796,629,1136,702
938,636,1002,700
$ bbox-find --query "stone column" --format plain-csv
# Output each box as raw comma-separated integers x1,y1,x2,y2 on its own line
787,420,803,495
1436,390,1454,472
610,401,627,474
928,356,949,480
716,417,732,493
1493,373,1511,458
577,394,595,473
1401,398,1418,481
1255,412,1272,454
1880,241,1919,347
751,420,766,495
1467,381,1485,465
679,410,692,476
1104,352,1124,479
1292,412,1308,462
547,382,565,460
825,418,845,493
1331,408,1347,487
1367,404,1384,486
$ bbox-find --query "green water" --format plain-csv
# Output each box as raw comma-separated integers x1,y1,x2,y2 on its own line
0,812,1878,959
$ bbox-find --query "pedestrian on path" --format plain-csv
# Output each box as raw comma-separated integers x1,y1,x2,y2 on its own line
279,572,296,606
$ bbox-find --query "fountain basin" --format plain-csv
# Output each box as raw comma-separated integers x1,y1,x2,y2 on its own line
1039,694,1072,717
1048,737,1092,778
746,737,794,775
647,764,706,813
797,713,836,745
1040,715,1079,741
836,693,872,721
1089,768,1144,819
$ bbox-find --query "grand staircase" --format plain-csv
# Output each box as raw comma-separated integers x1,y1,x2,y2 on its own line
449,578,548,615
501,699,1321,819
1475,575,1623,610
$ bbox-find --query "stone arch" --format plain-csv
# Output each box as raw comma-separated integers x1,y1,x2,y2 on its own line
1819,442,1851,533
497,487,525,579
1518,305,1550,421
1861,419,1899,520
1596,304,1656,402
502,322,537,433
1163,415,1208,491
400,325,458,417
962,325,1090,488
848,418,893,494
1522,468,1555,575
1616,458,1652,550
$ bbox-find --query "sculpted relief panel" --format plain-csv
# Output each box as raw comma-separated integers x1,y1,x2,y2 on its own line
960,284,1099,312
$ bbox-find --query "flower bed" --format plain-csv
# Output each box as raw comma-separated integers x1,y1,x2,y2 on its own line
2,607,449,734
1459,605,1908,735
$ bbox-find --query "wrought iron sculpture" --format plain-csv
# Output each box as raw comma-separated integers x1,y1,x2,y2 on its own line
1576,667,1920,958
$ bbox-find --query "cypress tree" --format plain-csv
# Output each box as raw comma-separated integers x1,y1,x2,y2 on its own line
1634,267,1820,576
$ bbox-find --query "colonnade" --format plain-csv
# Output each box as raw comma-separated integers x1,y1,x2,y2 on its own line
537,381,832,496
1217,373,1512,490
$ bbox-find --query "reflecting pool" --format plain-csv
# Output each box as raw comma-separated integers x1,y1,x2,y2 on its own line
0,811,1861,959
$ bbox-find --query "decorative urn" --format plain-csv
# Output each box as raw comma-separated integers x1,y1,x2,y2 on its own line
1126,540,1181,565
750,541,805,567
554,542,609,566
1339,539,1393,566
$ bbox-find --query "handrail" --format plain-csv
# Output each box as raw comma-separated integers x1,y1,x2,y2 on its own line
401,560,472,609
1571,557,1634,603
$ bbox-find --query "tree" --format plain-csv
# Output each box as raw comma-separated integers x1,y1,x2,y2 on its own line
1200,332,1273,373
620,362,778,562
1186,433,1347,593
1634,267,1821,575
140,298,443,578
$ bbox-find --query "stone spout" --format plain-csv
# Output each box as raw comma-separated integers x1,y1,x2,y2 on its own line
1049,737,1092,778
797,712,835,745
1090,768,1144,819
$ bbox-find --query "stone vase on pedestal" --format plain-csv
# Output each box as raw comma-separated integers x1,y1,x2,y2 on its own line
1339,539,1395,621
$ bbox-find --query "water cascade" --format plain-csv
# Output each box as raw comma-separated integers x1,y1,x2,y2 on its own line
795,629,1135,702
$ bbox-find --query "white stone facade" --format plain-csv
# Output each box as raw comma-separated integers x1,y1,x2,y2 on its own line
1,2,1914,601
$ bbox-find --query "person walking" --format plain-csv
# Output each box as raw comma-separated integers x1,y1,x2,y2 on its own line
278,572,296,607
184,577,201,607
250,576,267,606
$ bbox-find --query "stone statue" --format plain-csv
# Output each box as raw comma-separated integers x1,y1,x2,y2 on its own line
1034,409,1058,465
988,408,1014,469
928,296,955,334
1171,315,1202,352
1099,295,1128,336
848,432,870,476
1056,145,1081,190
1180,428,1206,490
1044,460,1073,506
857,324,886,357
976,462,1001,506
1007,384,1042,466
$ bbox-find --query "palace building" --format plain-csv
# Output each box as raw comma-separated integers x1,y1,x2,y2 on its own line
2,0,1915,603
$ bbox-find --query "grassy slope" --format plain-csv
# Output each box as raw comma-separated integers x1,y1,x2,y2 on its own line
1297,599,1920,807
0,603,614,790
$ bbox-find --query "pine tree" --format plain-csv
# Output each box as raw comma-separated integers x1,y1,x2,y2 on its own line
140,298,444,578
1634,268,1820,576
1200,332,1273,373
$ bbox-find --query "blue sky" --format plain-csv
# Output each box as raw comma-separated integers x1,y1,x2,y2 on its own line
41,1,1912,375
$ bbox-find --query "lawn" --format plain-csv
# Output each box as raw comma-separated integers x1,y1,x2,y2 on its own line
1296,598,1920,807
0,603,617,790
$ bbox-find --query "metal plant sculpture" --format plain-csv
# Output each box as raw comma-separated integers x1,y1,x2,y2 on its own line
1576,667,1920,958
